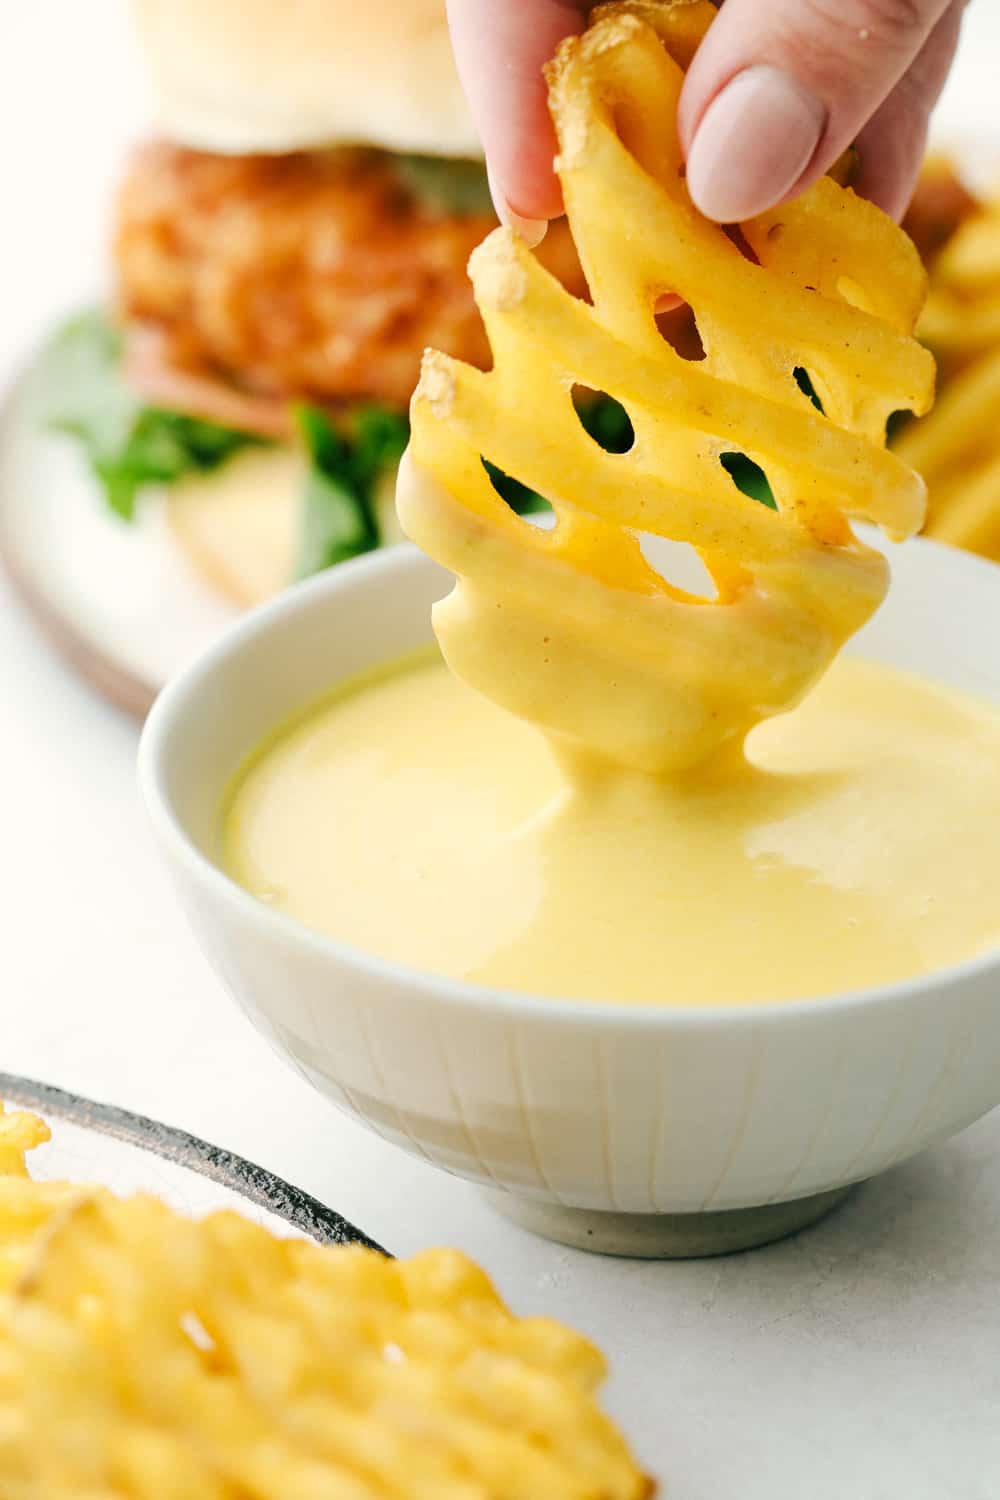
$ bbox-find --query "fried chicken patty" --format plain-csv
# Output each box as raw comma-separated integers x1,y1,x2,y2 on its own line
115,143,586,411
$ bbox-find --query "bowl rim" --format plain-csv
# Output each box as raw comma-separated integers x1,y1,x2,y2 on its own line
138,539,1000,1031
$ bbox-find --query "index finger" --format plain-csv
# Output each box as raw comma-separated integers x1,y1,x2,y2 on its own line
446,0,588,236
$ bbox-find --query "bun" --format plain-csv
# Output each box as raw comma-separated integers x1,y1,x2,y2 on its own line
132,0,481,158
166,445,403,606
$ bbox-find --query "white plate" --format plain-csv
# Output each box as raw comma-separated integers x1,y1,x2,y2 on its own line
0,350,242,717
0,1071,380,1247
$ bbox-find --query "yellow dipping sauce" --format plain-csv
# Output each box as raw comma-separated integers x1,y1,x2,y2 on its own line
223,651,1000,1007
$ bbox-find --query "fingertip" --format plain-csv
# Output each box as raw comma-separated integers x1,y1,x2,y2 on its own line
446,0,582,225
486,153,564,228
685,65,826,223
487,162,550,245
487,128,567,224
480,60,571,223
498,208,550,249
854,120,928,223
676,0,957,225
851,5,963,224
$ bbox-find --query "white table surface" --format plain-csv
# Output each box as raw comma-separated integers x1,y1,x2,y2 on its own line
3,4,1000,1495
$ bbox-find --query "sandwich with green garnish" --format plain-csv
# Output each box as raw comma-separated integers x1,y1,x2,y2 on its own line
42,0,591,608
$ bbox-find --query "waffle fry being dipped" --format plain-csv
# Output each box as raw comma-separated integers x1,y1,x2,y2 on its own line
223,1,1000,1012
0,1102,649,1499
398,1,934,773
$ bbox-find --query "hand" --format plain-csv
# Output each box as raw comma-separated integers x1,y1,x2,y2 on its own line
446,0,967,241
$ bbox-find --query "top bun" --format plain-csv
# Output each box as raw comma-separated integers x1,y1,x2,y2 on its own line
132,0,482,158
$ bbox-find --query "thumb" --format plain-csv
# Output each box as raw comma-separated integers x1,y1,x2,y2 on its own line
679,0,954,222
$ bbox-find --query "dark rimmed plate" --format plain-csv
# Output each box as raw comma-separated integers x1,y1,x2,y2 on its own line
0,1072,383,1251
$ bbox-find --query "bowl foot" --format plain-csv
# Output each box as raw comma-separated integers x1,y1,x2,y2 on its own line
484,1183,856,1258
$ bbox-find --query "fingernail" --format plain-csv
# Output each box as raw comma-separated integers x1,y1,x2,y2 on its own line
686,65,826,222
487,162,548,248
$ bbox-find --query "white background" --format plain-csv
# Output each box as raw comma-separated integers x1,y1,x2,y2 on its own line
2,4,1000,1496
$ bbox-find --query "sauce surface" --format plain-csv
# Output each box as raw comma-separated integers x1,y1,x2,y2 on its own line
223,652,1000,1007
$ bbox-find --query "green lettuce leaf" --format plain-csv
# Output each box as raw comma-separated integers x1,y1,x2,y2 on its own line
481,460,552,516
43,310,263,520
393,155,494,217
295,404,408,577
576,391,635,454
720,452,777,509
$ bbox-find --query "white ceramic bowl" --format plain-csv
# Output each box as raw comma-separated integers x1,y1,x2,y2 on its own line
139,539,1000,1257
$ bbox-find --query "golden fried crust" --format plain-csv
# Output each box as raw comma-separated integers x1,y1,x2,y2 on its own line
114,142,587,410
0,1104,655,1499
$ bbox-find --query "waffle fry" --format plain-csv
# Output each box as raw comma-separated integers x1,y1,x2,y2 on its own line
895,343,1000,559
902,154,980,271
895,164,1000,564
398,1,933,773
0,1104,49,1179
0,1107,650,1499
919,182,1000,368
0,1103,80,1295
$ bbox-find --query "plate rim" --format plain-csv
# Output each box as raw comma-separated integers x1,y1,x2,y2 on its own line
0,1071,384,1252
0,344,161,719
